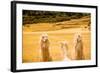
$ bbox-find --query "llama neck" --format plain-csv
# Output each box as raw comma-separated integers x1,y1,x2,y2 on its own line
62,46,70,61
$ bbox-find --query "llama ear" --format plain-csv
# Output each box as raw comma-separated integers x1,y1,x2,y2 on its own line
41,33,48,37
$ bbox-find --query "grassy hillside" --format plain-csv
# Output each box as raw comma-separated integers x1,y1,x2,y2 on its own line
23,16,91,32
23,10,90,25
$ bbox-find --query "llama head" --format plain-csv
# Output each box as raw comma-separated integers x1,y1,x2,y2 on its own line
60,41,68,49
76,34,82,42
74,33,82,43
41,33,48,42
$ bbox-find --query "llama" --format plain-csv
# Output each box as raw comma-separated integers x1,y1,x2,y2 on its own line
74,34,84,60
60,41,70,61
40,33,52,62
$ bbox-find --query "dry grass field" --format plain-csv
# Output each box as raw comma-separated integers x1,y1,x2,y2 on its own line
22,16,91,63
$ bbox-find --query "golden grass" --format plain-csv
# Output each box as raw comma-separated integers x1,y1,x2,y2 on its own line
22,29,91,63
22,17,91,63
